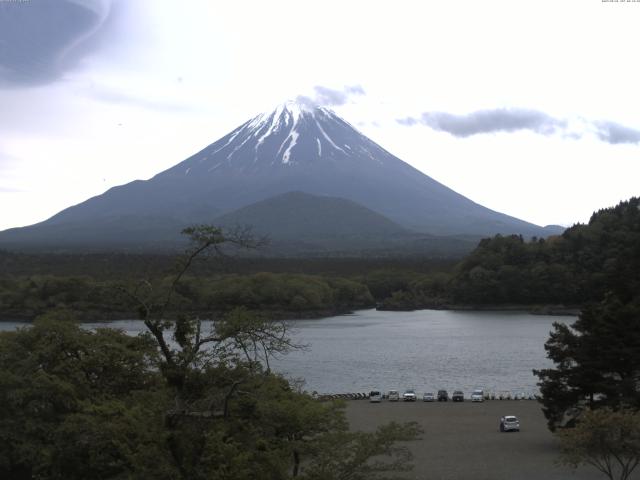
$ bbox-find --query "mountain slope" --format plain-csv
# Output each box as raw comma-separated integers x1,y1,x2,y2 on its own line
214,191,410,240
0,100,562,252
213,191,480,256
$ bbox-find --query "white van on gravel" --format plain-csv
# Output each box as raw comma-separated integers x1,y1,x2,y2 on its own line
369,390,382,403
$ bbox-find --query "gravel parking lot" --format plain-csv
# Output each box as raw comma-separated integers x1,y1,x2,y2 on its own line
346,399,609,480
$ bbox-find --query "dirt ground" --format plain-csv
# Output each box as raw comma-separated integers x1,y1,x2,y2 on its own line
346,399,617,480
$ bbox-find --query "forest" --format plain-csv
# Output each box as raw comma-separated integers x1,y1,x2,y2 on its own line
0,197,638,321
379,197,640,311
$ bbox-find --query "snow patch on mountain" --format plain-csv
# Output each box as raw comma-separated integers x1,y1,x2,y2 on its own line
228,100,353,163
280,130,299,164
315,119,345,154
205,128,242,159
184,98,394,172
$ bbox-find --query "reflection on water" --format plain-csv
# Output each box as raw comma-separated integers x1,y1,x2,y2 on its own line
271,309,571,395
0,309,572,395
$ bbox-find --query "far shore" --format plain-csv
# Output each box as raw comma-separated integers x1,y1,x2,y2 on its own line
377,303,581,316
0,304,581,324
447,304,580,316
346,400,601,480
0,306,360,324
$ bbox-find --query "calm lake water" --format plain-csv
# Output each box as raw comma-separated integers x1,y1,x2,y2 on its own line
0,309,572,396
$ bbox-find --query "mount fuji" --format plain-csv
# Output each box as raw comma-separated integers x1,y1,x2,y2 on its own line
0,100,562,253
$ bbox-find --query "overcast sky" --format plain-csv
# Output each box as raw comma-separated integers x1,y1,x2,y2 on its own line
1,0,639,232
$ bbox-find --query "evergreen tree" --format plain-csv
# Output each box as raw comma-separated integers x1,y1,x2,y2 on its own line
535,294,640,430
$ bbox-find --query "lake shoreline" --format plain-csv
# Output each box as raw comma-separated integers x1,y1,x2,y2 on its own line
0,306,361,323
0,303,580,324
377,303,581,316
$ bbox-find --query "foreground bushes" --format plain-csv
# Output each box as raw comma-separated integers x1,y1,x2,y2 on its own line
0,312,420,479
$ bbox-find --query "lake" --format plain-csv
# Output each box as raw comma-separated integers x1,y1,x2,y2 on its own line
0,309,571,396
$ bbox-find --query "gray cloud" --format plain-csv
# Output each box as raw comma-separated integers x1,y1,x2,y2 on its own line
397,108,640,146
396,117,419,126
0,0,118,87
595,121,640,145
313,85,365,106
398,108,565,137
296,84,365,107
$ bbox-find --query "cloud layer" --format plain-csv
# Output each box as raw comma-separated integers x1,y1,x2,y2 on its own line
296,85,365,107
0,0,115,87
595,121,640,145
398,108,640,145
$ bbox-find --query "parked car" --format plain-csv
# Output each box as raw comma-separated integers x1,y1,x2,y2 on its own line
471,389,484,402
388,390,400,401
437,390,449,401
500,415,520,432
369,390,382,403
403,389,417,401
452,390,464,402
497,391,512,400
422,392,435,402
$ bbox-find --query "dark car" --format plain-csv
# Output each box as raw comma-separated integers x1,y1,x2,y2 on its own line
452,390,464,402
437,389,448,401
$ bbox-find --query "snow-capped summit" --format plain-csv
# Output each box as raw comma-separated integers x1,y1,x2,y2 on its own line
173,100,389,171
0,100,563,251
248,99,317,129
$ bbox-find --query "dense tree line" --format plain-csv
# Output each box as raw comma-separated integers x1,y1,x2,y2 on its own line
0,250,454,280
0,272,374,321
450,197,640,306
377,197,640,310
0,250,455,321
447,235,581,305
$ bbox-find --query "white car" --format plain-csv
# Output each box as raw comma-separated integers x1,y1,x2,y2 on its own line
422,392,435,402
471,389,485,402
500,415,520,432
388,390,400,401
403,389,417,401
369,390,382,403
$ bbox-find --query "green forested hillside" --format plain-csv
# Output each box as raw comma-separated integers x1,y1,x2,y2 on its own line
214,191,409,239
449,197,639,305
378,197,640,309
